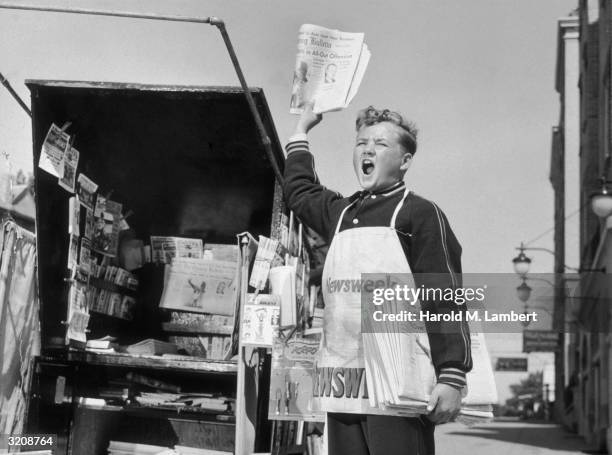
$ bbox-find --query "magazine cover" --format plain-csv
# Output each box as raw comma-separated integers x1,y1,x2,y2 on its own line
91,196,122,257
268,334,325,422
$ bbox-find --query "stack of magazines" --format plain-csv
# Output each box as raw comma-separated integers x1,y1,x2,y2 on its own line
106,441,230,455
107,441,174,454
362,326,497,424
174,446,230,455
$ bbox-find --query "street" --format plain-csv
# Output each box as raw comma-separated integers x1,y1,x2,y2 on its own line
436,419,590,455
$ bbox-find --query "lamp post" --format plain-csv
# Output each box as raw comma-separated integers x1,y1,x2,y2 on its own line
512,246,565,421
544,383,551,421
512,191,612,420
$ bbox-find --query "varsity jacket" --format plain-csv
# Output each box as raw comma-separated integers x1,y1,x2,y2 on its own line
283,139,473,389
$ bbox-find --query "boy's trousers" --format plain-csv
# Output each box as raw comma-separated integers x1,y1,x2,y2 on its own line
327,413,435,455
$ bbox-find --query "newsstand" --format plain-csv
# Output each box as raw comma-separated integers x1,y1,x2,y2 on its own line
24,80,287,455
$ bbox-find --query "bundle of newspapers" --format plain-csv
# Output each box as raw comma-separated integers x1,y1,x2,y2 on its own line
362,315,497,425
290,24,371,114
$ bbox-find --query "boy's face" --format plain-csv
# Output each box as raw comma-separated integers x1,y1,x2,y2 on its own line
353,122,412,192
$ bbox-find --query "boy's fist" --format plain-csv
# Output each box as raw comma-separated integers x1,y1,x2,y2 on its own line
426,383,462,424
294,102,322,135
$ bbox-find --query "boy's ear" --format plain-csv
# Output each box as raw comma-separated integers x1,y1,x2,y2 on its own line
399,153,413,172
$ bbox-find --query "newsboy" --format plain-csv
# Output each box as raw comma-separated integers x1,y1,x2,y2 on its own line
283,104,472,455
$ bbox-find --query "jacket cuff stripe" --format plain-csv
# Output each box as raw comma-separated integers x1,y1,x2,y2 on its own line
286,141,309,154
438,367,467,388
439,373,466,382
437,378,465,390
442,367,466,374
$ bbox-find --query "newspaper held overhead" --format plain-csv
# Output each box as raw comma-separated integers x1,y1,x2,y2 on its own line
290,24,370,114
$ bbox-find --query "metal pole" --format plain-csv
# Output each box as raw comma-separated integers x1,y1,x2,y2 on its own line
211,19,284,186
0,3,285,185
0,72,31,117
0,3,213,23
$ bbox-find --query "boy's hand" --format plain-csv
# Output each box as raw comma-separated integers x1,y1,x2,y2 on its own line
426,383,462,424
294,102,322,135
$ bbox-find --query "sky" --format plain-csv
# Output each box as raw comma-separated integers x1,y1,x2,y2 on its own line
0,0,578,276
0,0,578,398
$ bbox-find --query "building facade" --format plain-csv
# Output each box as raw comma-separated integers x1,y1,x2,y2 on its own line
552,9,580,428
558,1,612,451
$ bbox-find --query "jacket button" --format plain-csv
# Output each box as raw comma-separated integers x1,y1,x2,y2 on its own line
352,218,359,224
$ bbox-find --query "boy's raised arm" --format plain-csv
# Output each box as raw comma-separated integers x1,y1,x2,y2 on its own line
283,105,348,242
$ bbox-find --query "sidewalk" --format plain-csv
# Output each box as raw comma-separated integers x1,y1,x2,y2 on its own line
436,419,592,455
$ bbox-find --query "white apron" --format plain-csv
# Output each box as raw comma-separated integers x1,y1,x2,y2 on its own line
312,188,431,414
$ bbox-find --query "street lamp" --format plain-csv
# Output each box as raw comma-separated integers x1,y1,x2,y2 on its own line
591,179,612,219
520,310,532,328
516,278,554,329
511,242,558,276
512,249,532,276
516,279,532,303
512,243,604,274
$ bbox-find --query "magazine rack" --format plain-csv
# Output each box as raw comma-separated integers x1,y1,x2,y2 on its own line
26,80,286,454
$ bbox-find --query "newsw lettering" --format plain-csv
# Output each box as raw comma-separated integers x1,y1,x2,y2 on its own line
312,366,369,399
326,275,398,294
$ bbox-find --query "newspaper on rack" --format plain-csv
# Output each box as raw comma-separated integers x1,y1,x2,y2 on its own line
76,174,98,210
58,146,79,193
67,234,79,272
67,307,89,344
240,293,280,347
68,197,80,236
249,235,279,290
290,24,371,114
150,236,203,264
39,123,70,177
269,265,297,327
83,208,95,240
268,333,325,422
159,257,237,316
79,238,92,275
91,196,122,257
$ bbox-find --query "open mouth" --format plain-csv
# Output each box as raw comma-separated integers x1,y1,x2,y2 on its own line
362,159,375,175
